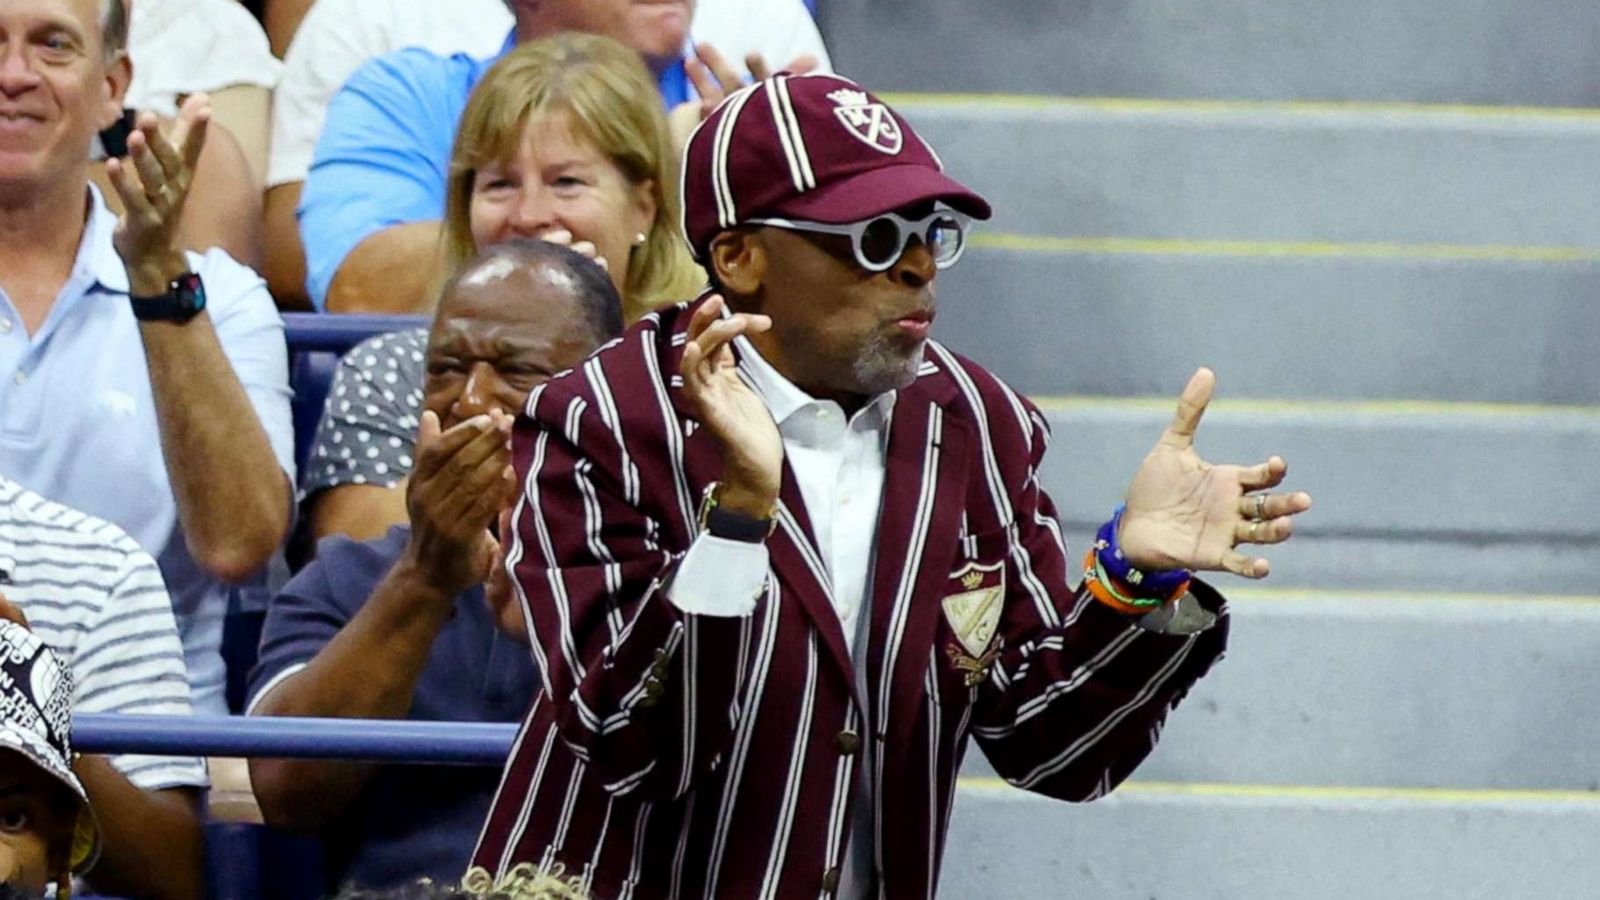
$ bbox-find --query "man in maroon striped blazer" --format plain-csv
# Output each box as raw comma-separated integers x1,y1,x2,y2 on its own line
470,73,1313,899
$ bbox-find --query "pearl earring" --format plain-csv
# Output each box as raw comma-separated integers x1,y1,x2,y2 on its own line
634,232,647,246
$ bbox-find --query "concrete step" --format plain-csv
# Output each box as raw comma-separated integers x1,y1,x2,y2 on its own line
893,97,1600,248
821,0,1600,107
962,592,1600,791
1032,398,1600,537
943,778,1600,899
936,244,1600,404
1030,398,1593,589
1025,400,1600,593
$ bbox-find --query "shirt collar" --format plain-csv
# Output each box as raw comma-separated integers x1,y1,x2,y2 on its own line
20,185,127,343
78,183,128,295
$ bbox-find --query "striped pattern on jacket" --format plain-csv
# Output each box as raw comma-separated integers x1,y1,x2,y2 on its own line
471,298,1229,899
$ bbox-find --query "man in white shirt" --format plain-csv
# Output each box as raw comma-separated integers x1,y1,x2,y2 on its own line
0,0,296,717
261,0,832,308
0,475,208,900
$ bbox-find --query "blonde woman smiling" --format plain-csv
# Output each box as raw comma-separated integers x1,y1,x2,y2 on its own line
302,33,703,545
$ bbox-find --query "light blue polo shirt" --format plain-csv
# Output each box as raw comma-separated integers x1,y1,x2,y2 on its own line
298,30,691,309
0,185,295,715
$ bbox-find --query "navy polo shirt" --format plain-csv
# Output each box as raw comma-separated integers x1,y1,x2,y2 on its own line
248,526,538,890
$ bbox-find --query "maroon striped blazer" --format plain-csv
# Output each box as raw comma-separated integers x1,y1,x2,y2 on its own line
471,298,1229,899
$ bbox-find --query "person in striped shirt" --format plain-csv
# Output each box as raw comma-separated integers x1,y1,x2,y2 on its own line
0,475,207,900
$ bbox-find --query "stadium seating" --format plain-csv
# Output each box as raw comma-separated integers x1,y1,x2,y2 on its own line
282,313,430,475
815,1,1600,896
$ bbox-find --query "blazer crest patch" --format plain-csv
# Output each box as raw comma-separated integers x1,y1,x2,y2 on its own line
942,561,1004,685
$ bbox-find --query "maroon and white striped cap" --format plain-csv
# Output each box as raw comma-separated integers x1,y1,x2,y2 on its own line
679,73,992,262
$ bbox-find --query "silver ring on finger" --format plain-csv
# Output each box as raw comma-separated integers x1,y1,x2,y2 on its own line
1253,493,1268,521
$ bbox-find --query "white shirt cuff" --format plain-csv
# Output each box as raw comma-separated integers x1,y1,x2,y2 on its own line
667,534,769,617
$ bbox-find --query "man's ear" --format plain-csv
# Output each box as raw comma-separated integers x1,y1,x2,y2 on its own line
707,229,765,298
100,52,132,131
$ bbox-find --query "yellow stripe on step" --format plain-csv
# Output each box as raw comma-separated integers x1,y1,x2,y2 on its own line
882,92,1600,123
968,233,1600,264
1225,586,1600,605
956,777,1600,805
1024,395,1600,419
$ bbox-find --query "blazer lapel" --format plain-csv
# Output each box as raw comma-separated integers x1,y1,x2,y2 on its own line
866,377,971,753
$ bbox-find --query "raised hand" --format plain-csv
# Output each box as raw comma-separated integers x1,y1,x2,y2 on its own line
536,228,608,274
671,43,822,152
403,408,515,597
1117,368,1313,579
744,51,820,83
106,94,209,295
679,295,783,515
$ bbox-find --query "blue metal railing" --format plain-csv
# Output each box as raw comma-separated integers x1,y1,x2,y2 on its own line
75,714,519,766
281,313,430,354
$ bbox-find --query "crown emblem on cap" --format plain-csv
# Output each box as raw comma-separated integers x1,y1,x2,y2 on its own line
826,88,871,108
826,86,903,155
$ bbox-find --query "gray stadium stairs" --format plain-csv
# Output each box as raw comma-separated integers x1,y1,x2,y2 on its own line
818,2,1600,896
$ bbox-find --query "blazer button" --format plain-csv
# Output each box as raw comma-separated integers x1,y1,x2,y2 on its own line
650,660,669,679
834,730,861,756
821,866,841,892
639,681,664,707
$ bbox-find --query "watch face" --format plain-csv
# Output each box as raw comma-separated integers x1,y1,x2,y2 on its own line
131,272,206,322
173,273,206,312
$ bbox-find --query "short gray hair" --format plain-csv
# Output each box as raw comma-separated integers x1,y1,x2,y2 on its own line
100,0,127,57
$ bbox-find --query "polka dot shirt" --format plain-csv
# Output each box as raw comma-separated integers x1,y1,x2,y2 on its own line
301,327,428,500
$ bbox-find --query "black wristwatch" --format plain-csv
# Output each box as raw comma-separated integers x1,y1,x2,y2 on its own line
130,272,206,323
698,482,776,543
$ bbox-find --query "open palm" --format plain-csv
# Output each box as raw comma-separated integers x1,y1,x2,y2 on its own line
1118,369,1313,579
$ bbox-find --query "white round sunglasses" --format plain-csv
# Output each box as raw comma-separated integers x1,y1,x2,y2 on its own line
745,209,974,272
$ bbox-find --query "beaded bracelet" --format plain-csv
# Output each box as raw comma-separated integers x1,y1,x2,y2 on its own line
1096,506,1193,600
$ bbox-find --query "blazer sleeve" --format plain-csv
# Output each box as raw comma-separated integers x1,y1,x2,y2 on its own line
968,403,1230,802
507,381,759,801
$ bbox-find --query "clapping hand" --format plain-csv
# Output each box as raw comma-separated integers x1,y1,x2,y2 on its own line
1117,369,1313,579
403,409,516,598
670,42,821,152
484,505,526,644
106,94,209,296
685,42,820,108
537,228,608,274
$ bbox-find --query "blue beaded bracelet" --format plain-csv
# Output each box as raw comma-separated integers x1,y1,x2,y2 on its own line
1095,506,1193,600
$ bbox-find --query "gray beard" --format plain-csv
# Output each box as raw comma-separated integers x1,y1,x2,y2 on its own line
850,329,925,396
